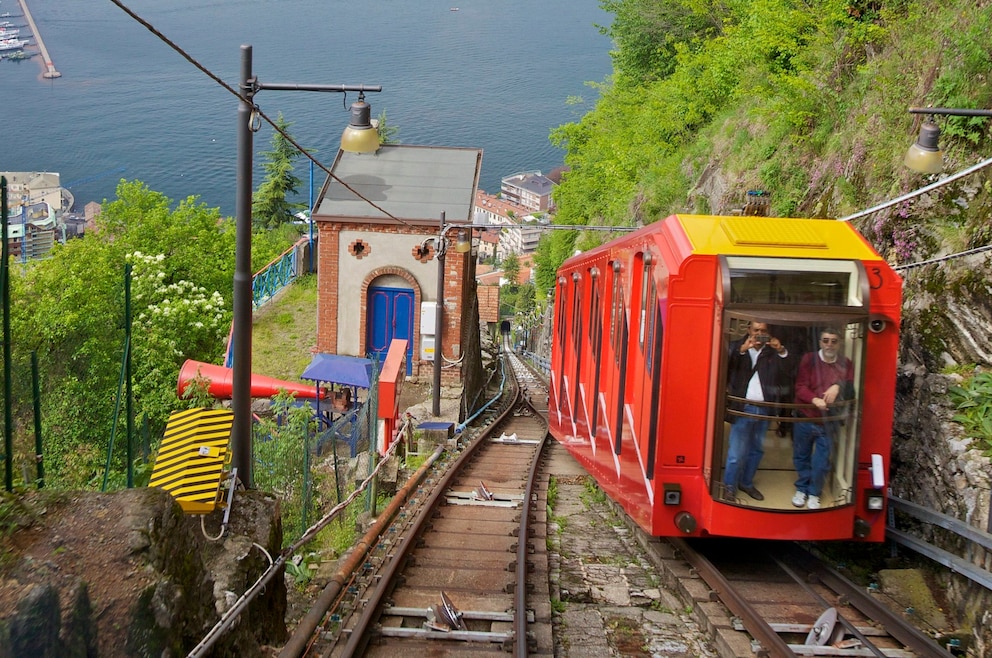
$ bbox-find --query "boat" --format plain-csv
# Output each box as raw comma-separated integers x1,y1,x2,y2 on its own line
450,7,459,11
0,29,20,38
2,49,34,61
0,38,24,51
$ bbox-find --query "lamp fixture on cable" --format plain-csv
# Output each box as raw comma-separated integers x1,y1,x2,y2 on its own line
904,115,943,174
341,91,380,154
905,106,992,174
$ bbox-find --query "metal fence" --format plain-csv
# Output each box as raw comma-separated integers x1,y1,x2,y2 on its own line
252,237,310,309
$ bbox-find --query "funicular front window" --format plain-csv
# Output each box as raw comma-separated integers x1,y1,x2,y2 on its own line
713,257,868,512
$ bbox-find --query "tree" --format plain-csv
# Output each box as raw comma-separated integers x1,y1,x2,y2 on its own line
8,181,240,488
502,252,521,287
252,113,305,229
376,110,400,145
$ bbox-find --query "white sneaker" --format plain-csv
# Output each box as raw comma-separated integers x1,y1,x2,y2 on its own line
791,491,807,507
807,495,821,510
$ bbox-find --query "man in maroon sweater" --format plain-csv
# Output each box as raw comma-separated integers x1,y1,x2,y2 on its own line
791,328,854,509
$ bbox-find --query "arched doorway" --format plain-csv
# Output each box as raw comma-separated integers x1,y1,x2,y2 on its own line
366,273,416,375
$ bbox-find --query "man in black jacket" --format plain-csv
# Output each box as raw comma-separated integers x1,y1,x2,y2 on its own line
722,321,791,501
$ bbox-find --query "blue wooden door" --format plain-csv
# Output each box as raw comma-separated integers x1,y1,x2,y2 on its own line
367,286,415,375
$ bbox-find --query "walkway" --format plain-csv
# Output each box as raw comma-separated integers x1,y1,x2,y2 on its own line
16,0,59,79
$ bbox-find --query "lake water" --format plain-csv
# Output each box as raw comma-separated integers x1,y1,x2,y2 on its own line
1,0,613,217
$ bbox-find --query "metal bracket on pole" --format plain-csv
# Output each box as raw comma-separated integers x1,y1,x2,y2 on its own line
220,466,238,537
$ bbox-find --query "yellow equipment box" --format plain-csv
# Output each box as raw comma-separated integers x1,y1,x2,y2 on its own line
149,407,235,514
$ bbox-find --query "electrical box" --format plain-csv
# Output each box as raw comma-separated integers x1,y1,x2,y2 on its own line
421,335,436,361
421,302,438,335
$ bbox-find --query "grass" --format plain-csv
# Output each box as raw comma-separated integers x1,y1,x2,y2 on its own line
252,274,319,382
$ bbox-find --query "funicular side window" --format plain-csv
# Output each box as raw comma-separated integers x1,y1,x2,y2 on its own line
555,276,567,355
642,256,664,479
571,273,583,414
714,257,868,511
588,268,603,436
610,261,628,454
555,275,568,410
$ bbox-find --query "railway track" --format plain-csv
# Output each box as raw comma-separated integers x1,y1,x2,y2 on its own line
288,352,551,656
660,538,953,657
272,350,951,657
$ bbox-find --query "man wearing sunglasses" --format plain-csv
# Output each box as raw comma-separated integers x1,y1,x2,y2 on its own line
791,328,855,509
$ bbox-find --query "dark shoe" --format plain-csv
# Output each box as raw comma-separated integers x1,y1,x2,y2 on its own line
721,488,737,502
740,485,764,501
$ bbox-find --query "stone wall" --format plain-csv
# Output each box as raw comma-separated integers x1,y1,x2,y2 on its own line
891,359,992,656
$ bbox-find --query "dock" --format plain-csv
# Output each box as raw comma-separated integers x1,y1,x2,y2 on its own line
16,0,59,78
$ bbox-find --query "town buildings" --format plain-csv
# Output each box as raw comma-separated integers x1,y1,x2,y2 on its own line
499,171,554,213
0,170,74,260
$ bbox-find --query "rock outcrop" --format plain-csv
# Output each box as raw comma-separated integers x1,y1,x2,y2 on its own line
0,487,286,658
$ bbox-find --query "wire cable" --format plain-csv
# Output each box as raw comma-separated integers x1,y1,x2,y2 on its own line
106,0,411,227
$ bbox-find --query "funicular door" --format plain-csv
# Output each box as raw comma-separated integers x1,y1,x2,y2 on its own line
367,286,415,375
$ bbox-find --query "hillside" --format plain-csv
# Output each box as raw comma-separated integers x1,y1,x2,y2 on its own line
251,274,319,383
541,0,992,372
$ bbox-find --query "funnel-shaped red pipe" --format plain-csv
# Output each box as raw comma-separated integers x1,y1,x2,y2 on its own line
177,360,325,400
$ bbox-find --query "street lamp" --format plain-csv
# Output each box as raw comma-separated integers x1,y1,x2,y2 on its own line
232,44,380,487
905,107,992,173
417,212,471,417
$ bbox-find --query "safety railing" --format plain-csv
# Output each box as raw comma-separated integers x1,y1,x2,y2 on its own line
253,237,309,309
225,236,312,368
888,495,992,592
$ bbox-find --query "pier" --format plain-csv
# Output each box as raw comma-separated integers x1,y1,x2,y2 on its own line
16,0,59,78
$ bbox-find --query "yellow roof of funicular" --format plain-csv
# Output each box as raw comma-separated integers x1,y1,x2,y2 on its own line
673,215,882,260
149,408,234,515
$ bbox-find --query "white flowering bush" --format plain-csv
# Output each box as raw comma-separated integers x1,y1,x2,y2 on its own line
127,251,231,421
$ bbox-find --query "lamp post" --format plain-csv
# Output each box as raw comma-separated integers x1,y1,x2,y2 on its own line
232,44,380,487
905,106,992,173
417,212,471,417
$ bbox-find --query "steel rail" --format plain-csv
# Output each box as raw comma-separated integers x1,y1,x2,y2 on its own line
339,357,525,656
770,553,888,658
277,442,445,658
784,545,954,657
669,537,796,657
513,354,550,656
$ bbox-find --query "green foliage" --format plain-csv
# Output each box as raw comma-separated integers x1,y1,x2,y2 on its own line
9,181,241,488
949,371,992,454
579,477,608,508
252,113,305,229
128,252,229,425
0,491,30,540
321,493,360,557
538,0,992,294
253,392,323,546
284,551,320,590
179,375,221,410
502,252,521,285
405,453,428,471
376,110,400,145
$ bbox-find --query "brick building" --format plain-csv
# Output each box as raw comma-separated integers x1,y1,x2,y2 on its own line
311,144,483,383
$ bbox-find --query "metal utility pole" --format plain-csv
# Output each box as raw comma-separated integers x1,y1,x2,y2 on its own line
231,45,380,488
232,44,255,488
1,177,10,492
432,212,446,417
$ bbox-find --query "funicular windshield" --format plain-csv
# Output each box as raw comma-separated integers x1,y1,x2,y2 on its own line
714,257,868,512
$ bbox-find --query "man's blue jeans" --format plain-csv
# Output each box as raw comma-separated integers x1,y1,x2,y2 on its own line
793,419,832,496
724,404,768,492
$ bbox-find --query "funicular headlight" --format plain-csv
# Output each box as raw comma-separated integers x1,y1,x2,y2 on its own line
865,488,885,511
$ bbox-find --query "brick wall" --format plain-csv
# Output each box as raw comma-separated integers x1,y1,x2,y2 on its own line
315,220,472,384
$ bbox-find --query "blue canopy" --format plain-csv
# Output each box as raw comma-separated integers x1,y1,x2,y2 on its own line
301,353,373,389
